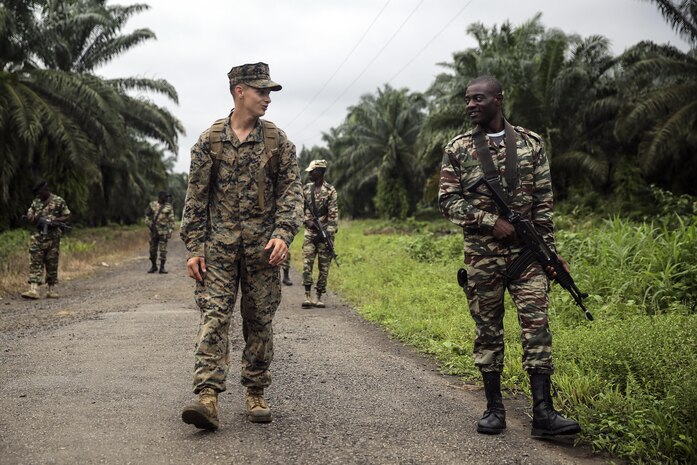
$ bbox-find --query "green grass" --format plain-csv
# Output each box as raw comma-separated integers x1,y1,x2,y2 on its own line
297,215,697,465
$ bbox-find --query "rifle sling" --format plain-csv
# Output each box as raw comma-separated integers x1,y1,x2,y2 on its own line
472,120,518,202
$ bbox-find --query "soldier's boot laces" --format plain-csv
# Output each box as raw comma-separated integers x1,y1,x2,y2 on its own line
314,292,325,308
46,285,59,299
282,268,293,286
182,387,219,430
302,286,313,308
245,387,272,423
147,260,158,273
530,373,581,437
159,260,168,274
477,371,506,434
21,283,40,300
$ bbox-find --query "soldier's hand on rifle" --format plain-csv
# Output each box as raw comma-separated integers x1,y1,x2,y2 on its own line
265,238,288,267
546,254,570,279
492,217,517,244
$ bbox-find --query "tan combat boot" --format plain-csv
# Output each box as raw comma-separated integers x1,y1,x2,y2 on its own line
245,387,272,423
21,283,40,300
46,285,59,299
182,387,220,430
314,292,325,308
301,286,313,308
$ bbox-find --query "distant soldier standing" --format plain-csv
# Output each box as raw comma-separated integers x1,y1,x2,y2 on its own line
21,181,71,300
301,160,338,308
144,190,175,274
180,62,302,429
438,75,581,437
281,250,293,285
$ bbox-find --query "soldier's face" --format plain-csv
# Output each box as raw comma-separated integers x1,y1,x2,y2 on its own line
465,82,501,127
38,186,50,201
238,85,271,118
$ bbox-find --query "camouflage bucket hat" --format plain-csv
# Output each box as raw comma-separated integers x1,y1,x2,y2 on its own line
227,62,282,91
305,159,328,172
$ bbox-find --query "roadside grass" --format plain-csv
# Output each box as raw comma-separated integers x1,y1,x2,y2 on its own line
0,225,150,297
299,216,697,465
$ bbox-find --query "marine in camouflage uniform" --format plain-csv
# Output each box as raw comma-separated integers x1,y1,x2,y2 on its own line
180,62,302,429
144,191,175,274
301,159,338,308
438,75,580,437
21,181,71,300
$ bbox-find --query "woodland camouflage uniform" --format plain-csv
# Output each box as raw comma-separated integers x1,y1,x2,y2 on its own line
438,125,556,375
26,194,71,286
180,111,302,395
145,199,175,263
302,180,338,295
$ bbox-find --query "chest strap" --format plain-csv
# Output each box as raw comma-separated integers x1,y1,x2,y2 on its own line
472,119,518,202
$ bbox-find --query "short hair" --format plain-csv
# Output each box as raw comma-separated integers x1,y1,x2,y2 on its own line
467,75,503,96
32,180,48,194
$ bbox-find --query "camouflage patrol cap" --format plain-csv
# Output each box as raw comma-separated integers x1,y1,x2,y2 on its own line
305,159,328,172
227,62,282,91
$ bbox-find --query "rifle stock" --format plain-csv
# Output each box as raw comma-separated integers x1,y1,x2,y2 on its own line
466,177,593,321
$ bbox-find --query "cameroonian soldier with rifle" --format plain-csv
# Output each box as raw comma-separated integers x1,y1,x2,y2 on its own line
438,75,585,438
301,159,339,308
144,190,175,274
21,180,71,300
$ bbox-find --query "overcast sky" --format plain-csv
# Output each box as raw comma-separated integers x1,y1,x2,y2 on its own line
97,0,689,174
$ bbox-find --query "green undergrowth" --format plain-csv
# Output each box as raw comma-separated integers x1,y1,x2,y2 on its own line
301,215,697,465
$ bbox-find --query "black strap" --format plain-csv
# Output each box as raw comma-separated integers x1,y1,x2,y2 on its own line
472,120,519,201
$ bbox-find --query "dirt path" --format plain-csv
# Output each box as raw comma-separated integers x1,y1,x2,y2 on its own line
0,239,613,465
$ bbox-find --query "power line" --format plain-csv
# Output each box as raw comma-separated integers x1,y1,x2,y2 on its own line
294,0,426,139
284,0,392,130
387,0,476,84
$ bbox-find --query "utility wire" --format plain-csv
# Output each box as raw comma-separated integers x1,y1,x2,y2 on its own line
294,0,425,138
387,0,476,84
284,0,392,130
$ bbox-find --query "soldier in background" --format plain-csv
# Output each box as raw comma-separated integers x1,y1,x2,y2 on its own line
180,62,302,429
21,181,71,300
281,251,293,285
301,160,338,308
438,75,581,437
144,191,175,274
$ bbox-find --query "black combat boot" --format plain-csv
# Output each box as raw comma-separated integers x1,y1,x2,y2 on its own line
282,268,293,286
159,260,168,274
530,373,581,437
477,371,506,434
147,259,158,273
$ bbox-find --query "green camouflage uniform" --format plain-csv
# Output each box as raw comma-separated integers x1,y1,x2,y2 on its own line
302,181,338,294
438,125,556,375
181,113,302,394
26,194,71,285
145,200,175,262
281,252,291,271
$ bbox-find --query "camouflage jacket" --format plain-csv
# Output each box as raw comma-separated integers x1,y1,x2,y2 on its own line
145,200,175,236
303,181,338,237
438,126,556,256
180,114,303,263
26,194,71,240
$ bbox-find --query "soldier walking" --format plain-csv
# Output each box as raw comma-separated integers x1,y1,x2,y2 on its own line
21,181,71,300
438,75,581,437
144,190,175,274
301,160,338,308
180,62,302,429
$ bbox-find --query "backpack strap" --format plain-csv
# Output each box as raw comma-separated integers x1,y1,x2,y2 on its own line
258,119,280,210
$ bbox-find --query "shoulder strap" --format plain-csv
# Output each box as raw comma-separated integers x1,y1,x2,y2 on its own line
472,120,519,202
208,117,227,190
257,119,281,209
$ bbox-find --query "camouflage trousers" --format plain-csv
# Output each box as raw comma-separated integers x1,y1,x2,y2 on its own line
463,254,553,375
302,236,332,293
149,234,169,262
281,252,291,271
28,235,61,285
192,246,280,394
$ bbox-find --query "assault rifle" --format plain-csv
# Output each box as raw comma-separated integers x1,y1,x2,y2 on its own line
310,217,340,267
24,216,72,235
464,176,593,321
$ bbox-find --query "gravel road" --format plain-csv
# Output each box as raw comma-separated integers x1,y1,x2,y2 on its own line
0,239,613,465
